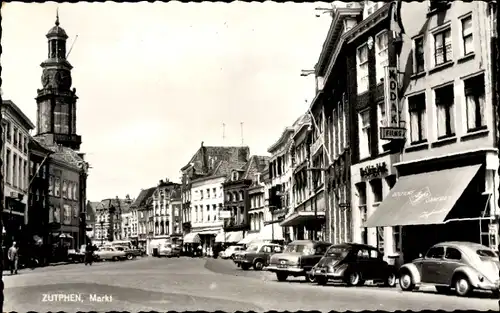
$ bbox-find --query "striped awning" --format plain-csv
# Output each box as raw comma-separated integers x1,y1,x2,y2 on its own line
183,232,201,244
215,232,226,243
238,232,260,245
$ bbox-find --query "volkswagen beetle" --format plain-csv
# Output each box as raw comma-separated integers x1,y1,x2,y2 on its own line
399,241,500,297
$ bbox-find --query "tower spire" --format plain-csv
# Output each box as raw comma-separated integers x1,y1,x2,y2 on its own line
55,7,60,26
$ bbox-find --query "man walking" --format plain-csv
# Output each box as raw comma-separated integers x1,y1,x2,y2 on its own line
84,243,94,266
8,242,19,275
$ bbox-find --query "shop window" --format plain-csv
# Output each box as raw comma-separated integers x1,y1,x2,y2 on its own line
393,226,401,252
356,182,368,244
377,227,384,253
370,179,383,203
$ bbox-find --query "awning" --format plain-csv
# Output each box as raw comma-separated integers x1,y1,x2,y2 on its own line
365,164,482,228
215,232,226,243
198,230,218,235
280,211,325,227
227,231,244,243
238,232,260,245
183,232,201,244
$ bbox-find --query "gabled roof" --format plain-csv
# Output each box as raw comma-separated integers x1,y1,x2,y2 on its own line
181,143,250,177
243,155,271,180
131,187,156,208
100,198,132,214
33,136,87,171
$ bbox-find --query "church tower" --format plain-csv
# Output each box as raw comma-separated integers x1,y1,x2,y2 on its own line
35,12,81,150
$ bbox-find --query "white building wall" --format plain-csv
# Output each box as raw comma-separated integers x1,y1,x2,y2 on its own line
190,177,225,231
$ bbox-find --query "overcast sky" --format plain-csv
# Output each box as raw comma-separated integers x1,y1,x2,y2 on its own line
2,2,334,201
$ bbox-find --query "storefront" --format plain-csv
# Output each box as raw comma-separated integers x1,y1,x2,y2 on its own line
351,153,399,261
280,190,325,241
363,149,499,263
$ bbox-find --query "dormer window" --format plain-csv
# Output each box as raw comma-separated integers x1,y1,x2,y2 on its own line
232,171,239,181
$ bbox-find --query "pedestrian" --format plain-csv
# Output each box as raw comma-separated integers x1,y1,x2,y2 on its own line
8,242,19,275
84,243,94,266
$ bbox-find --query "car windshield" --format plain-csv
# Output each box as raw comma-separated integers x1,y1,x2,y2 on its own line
326,246,349,259
284,244,310,253
246,245,259,252
477,249,497,258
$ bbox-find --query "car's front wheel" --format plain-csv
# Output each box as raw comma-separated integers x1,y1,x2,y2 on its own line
345,271,362,287
454,275,472,297
126,254,133,260
306,272,316,283
399,271,415,291
253,260,264,271
384,272,397,287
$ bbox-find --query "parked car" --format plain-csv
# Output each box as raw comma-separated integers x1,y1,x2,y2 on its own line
234,242,283,270
310,243,397,287
94,246,127,261
158,242,181,258
399,241,500,297
115,246,142,260
220,245,245,259
265,240,332,282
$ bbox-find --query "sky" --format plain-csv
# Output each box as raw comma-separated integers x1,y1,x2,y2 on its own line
2,1,335,201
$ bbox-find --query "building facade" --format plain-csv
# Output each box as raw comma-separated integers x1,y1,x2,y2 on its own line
362,0,499,262
1,100,35,245
26,137,52,246
180,142,250,254
85,201,97,242
132,187,156,250
267,125,294,240
281,113,326,240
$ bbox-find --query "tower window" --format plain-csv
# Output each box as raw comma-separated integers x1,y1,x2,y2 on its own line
57,40,66,58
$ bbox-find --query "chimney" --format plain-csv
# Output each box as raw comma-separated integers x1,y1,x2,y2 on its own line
201,143,208,173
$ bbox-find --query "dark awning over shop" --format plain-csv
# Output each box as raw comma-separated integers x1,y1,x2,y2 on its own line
365,164,481,228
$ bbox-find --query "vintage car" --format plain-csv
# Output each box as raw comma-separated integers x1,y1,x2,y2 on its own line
233,242,283,270
158,242,181,258
310,243,397,287
220,245,245,259
94,246,127,261
265,240,332,282
399,241,500,296
114,246,142,260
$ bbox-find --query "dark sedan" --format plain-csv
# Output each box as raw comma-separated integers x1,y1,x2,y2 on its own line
311,243,397,287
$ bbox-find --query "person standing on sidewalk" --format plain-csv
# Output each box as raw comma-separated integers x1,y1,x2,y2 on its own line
7,242,18,275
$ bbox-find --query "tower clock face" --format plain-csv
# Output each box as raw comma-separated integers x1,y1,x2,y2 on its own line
54,71,72,89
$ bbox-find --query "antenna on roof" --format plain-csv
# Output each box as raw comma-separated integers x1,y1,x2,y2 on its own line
222,122,226,142
240,122,244,145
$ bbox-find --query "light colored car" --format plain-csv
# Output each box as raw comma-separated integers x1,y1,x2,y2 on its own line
95,246,126,261
220,245,245,259
159,243,181,257
399,241,500,296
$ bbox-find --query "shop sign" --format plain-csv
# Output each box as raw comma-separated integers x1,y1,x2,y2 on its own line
380,127,406,140
219,210,232,219
360,162,388,180
384,67,399,127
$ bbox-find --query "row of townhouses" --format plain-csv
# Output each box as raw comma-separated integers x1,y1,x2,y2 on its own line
87,1,499,264
266,0,498,264
1,16,91,263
